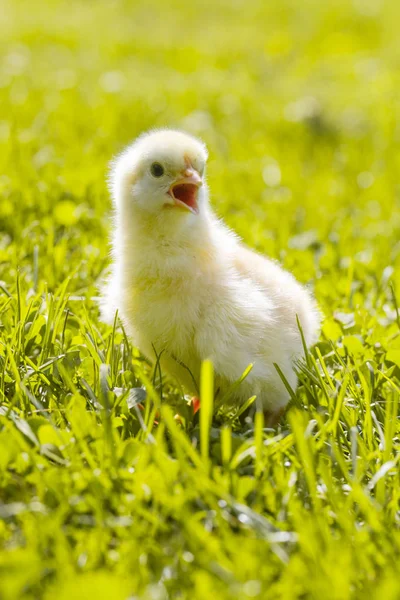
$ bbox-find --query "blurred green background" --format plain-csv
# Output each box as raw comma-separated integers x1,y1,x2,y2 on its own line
1,0,400,303
1,0,400,599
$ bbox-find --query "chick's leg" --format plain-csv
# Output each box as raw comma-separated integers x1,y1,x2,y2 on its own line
191,397,200,414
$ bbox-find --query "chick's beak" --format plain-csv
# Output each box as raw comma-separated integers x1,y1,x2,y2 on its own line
168,168,202,214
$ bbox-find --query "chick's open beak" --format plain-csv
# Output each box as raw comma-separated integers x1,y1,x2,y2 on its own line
168,168,202,214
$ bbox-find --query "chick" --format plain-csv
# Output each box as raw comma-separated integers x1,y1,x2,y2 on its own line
101,129,321,423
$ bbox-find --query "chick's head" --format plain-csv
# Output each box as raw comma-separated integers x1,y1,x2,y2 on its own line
110,129,208,219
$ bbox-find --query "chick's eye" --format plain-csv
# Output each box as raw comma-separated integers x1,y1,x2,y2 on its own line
150,162,164,178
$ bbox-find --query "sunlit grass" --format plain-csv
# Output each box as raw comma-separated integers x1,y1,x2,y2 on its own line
1,0,400,598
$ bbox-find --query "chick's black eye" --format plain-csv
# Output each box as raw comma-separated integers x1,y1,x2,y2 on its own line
150,162,164,178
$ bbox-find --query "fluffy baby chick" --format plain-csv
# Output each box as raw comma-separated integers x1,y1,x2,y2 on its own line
102,129,320,423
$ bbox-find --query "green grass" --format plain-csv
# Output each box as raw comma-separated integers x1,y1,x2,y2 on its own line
1,0,400,598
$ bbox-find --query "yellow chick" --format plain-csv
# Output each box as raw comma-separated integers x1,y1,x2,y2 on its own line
101,129,321,424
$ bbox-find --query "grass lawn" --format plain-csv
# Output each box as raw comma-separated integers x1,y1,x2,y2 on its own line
1,0,400,598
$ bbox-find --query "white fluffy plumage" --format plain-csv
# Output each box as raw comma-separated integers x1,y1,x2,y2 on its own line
101,129,321,422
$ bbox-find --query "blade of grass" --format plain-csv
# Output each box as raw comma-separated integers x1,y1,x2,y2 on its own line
200,359,214,470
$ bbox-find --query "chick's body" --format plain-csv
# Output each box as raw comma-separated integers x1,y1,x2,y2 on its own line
102,129,320,418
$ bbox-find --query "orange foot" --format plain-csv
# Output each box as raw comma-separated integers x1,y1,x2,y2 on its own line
192,396,200,414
